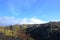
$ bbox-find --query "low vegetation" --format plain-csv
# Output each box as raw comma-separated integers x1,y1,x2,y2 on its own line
0,22,60,40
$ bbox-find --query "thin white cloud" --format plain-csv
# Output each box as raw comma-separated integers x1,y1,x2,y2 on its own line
6,0,37,16
0,16,20,26
18,17,46,24
7,0,19,16
0,16,46,26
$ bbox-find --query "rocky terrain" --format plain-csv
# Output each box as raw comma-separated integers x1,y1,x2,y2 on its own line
0,22,60,40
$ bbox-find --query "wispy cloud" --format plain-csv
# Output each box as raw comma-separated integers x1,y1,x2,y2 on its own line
7,0,20,16
18,17,46,24
0,16,46,26
0,16,19,26
6,0,37,16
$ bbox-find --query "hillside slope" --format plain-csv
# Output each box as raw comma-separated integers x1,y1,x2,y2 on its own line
0,22,60,40
26,22,60,40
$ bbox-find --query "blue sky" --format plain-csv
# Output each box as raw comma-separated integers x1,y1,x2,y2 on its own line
0,0,60,26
